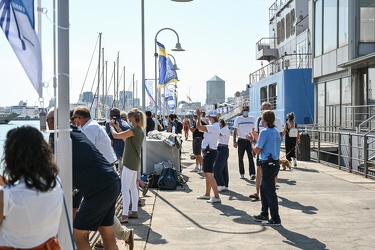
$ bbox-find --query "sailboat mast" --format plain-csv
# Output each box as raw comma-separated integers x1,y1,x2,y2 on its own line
132,74,135,109
97,32,102,119
113,61,116,108
101,47,105,118
123,66,126,110
116,51,120,108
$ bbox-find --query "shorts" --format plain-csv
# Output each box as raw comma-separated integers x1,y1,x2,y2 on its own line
202,149,217,173
192,137,203,155
74,179,121,231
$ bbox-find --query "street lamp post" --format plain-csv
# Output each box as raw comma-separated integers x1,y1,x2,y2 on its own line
154,28,185,116
141,0,192,176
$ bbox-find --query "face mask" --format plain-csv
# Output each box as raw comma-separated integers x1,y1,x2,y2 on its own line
243,111,249,117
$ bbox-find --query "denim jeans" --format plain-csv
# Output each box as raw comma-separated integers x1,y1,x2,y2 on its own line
214,145,229,187
237,139,255,175
260,161,281,223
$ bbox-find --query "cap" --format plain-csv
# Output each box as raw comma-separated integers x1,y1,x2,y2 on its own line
209,110,218,117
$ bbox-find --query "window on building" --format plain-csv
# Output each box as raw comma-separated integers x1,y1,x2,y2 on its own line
290,8,296,36
360,0,375,42
269,83,277,110
323,0,338,53
338,0,349,47
368,67,375,104
260,86,267,106
317,83,325,128
314,0,323,56
286,13,291,39
277,18,285,44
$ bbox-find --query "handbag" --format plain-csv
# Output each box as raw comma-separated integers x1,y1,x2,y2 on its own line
288,122,298,138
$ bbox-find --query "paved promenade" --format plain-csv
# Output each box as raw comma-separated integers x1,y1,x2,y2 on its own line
116,136,375,250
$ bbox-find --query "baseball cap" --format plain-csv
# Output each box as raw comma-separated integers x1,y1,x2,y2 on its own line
209,110,218,117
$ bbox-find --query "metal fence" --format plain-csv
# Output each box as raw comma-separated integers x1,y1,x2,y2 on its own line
302,125,375,179
249,53,312,84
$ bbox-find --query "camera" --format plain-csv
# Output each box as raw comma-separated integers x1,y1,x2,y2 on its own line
113,116,117,124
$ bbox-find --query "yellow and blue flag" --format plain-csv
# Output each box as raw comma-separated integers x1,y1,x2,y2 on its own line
157,41,178,88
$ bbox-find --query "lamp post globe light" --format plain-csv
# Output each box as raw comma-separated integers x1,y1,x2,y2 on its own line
154,27,185,115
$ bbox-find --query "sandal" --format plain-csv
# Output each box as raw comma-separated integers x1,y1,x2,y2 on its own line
119,216,129,224
128,211,138,218
249,193,260,200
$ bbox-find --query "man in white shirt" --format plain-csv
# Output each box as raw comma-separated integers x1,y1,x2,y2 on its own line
73,106,117,165
233,106,256,179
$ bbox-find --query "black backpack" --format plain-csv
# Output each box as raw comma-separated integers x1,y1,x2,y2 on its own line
158,167,180,190
176,120,183,134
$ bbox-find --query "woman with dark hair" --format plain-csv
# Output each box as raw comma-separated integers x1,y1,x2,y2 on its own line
282,112,300,166
252,110,281,226
214,118,230,192
110,108,146,223
0,126,63,249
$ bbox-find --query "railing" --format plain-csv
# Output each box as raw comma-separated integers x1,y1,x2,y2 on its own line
256,37,277,50
249,53,312,84
342,105,375,131
269,0,290,19
302,126,375,179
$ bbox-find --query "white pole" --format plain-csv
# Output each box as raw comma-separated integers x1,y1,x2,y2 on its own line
57,0,73,249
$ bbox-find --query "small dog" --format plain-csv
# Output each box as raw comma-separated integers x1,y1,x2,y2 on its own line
279,159,292,170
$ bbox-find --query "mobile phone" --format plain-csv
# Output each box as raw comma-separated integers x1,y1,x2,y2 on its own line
113,116,117,124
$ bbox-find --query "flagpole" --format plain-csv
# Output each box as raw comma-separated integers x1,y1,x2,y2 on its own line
57,0,73,249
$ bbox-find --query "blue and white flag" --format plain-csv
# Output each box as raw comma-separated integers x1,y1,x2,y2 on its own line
0,0,42,93
157,41,178,88
145,79,156,107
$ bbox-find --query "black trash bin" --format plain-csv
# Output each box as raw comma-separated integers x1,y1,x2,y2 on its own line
297,131,310,161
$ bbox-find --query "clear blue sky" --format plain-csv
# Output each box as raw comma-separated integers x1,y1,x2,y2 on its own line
0,0,274,107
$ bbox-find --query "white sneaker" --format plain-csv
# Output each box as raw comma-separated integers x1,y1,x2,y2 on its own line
197,195,210,200
218,186,227,192
293,159,297,166
198,169,204,174
240,174,245,179
191,167,199,172
207,197,221,203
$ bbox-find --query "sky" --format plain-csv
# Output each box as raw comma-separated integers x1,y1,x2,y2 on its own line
0,0,274,108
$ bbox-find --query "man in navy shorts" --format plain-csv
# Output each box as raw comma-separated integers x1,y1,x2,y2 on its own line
71,126,121,249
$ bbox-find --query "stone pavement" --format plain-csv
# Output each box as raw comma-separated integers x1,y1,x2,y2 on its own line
116,136,375,250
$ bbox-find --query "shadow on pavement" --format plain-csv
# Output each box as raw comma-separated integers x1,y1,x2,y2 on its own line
278,196,318,215
274,226,328,250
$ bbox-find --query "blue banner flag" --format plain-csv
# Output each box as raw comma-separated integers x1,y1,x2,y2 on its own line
0,0,42,93
157,41,178,88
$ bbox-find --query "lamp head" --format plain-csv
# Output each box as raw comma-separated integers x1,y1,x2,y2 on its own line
172,42,185,51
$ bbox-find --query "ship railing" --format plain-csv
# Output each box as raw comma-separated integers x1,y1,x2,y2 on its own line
249,53,312,84
256,37,277,50
341,105,375,132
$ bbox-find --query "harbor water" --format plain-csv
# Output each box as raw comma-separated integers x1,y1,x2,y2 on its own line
0,120,50,171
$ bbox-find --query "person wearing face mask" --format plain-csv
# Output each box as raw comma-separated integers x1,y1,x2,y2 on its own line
248,101,283,201
233,106,256,179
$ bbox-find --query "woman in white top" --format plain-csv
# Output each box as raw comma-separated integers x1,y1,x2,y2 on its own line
0,126,63,249
214,118,230,192
195,109,221,203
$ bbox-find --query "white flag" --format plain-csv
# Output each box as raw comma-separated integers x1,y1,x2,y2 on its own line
0,0,42,93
